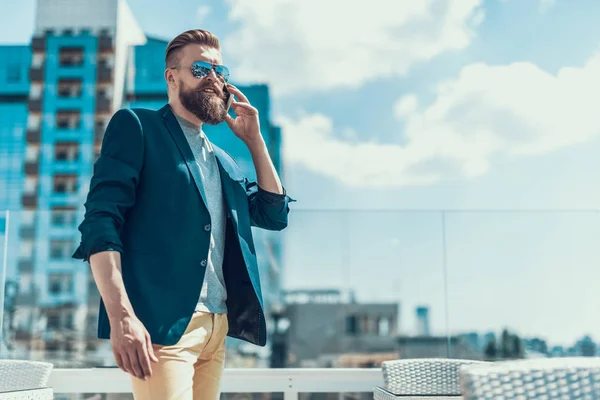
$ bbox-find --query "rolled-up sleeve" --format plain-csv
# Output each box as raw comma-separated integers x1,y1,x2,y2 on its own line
72,109,144,262
245,180,296,231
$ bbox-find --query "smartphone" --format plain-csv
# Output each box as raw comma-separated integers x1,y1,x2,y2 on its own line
224,86,234,113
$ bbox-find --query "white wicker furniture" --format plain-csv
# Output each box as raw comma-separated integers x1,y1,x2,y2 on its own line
0,360,53,398
374,358,487,399
460,357,600,399
0,388,53,400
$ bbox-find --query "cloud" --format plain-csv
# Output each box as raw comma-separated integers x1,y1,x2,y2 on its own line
196,5,211,24
223,0,483,95
539,0,556,12
395,95,419,117
281,53,600,187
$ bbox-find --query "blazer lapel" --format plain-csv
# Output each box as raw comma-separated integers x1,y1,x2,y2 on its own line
160,105,208,209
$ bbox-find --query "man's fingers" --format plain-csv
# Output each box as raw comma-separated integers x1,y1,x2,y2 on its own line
224,114,235,128
136,346,152,378
127,349,145,379
113,350,126,372
146,334,159,363
231,106,256,116
226,85,249,103
231,101,256,112
121,351,133,375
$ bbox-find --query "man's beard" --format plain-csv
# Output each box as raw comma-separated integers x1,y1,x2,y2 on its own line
179,82,227,125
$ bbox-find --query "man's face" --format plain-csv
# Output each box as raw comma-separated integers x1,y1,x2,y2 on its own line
172,45,228,125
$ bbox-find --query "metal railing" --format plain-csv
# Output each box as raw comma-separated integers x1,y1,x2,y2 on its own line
49,367,383,398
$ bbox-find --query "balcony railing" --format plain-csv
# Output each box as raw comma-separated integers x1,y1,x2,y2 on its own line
49,368,383,398
1,208,599,386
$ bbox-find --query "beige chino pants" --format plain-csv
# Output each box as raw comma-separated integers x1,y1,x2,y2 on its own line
130,311,229,400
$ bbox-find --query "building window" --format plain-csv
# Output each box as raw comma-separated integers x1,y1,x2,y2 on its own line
56,110,81,129
378,317,391,336
48,273,74,294
54,142,79,161
47,314,60,330
51,207,77,226
345,315,358,335
48,273,73,295
58,78,82,98
6,65,21,83
64,313,74,330
49,240,74,260
359,315,372,334
59,47,84,67
53,174,78,193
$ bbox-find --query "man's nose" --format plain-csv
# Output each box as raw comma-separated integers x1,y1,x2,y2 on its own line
206,68,219,81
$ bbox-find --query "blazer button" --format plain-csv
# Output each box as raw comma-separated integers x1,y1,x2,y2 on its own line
201,260,207,267
204,224,211,232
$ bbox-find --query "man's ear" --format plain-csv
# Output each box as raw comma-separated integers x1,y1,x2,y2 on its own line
164,69,176,87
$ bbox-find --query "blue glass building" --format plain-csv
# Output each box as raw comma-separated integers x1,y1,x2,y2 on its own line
0,0,285,363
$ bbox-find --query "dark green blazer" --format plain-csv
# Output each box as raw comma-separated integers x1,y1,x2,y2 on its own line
73,104,294,346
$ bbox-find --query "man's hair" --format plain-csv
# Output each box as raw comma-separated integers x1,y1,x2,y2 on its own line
165,29,221,68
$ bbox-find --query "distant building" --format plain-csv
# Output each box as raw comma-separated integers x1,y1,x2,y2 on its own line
457,332,481,352
396,336,482,360
415,306,430,337
280,289,400,367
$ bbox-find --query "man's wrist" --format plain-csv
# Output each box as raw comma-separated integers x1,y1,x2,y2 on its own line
107,305,136,323
245,135,267,153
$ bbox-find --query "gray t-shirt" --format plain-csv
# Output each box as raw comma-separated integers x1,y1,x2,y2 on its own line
175,114,227,314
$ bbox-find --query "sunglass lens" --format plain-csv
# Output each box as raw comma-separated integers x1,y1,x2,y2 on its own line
215,66,230,82
191,62,212,79
191,62,230,82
